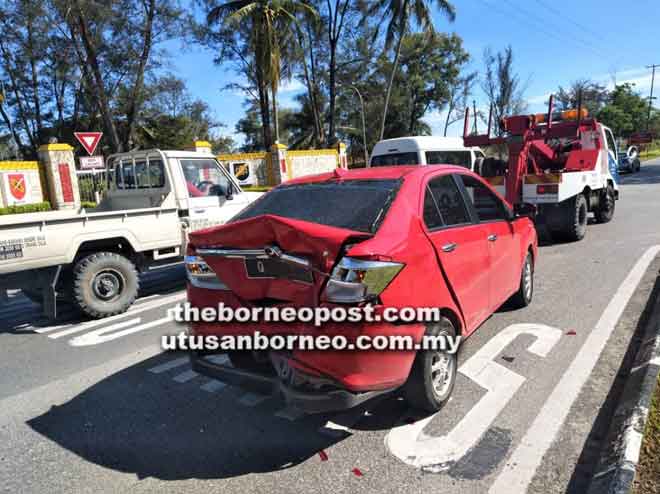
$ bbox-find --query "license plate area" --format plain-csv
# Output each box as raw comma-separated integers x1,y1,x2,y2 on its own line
244,258,313,284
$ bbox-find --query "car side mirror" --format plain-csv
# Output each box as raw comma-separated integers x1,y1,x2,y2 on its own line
514,202,536,219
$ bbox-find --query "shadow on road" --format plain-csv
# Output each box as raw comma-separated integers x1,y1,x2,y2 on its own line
25,351,409,480
618,163,660,186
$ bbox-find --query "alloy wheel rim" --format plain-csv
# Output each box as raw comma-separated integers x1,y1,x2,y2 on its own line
524,260,533,300
431,351,455,397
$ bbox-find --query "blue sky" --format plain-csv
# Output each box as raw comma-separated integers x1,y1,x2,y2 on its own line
164,0,660,145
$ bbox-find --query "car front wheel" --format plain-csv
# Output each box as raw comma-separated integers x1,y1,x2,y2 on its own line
403,317,458,413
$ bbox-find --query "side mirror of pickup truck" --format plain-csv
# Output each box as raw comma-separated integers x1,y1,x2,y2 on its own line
514,202,536,219
225,182,234,201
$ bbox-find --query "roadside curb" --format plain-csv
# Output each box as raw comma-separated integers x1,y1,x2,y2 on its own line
588,270,660,494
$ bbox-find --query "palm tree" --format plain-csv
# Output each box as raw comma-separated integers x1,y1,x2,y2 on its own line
208,0,317,144
368,0,455,140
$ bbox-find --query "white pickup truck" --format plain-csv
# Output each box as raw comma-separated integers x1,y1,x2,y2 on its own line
0,149,260,319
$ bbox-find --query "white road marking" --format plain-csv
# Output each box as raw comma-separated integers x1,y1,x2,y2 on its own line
275,406,305,421
385,324,561,469
172,369,198,383
206,354,229,365
148,356,190,374
41,292,185,337
238,392,269,407
200,380,227,393
68,315,172,347
489,244,660,494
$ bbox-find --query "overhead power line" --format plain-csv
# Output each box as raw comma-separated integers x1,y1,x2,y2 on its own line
533,0,602,40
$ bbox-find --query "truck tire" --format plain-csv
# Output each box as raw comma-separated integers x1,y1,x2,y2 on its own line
73,252,139,318
403,317,458,413
558,193,588,242
594,185,615,224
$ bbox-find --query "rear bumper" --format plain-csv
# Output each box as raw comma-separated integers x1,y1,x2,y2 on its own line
190,352,395,413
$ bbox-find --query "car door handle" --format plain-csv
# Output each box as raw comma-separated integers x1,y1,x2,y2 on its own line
488,234,498,242
442,243,457,253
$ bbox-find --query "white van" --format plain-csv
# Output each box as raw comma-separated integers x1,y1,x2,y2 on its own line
369,136,485,170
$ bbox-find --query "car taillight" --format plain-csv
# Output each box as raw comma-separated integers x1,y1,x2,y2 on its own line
323,257,404,303
185,249,228,290
537,184,558,194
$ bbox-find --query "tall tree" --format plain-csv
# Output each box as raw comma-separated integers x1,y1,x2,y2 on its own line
481,45,527,136
208,0,317,143
444,71,477,136
555,79,609,115
364,0,455,140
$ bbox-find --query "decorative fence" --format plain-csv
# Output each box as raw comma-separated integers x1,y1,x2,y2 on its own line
76,169,108,204
218,142,347,187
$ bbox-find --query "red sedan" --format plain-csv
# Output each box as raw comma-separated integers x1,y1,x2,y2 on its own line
185,165,538,413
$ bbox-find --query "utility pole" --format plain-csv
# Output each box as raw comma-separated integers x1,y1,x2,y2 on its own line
646,64,659,130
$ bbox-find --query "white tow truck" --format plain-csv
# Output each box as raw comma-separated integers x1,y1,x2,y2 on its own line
0,148,260,319
463,97,620,241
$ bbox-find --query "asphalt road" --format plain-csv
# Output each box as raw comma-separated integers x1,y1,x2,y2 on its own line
2,160,660,494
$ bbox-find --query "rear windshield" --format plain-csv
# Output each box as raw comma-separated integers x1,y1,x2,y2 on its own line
232,179,401,233
425,150,472,168
370,152,419,166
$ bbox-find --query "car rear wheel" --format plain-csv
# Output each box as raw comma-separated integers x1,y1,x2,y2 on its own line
510,252,534,308
403,317,458,413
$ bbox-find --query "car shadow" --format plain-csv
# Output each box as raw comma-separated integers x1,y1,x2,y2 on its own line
25,351,381,480
0,266,186,335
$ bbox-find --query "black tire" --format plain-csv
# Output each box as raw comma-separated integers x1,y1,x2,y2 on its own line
509,252,534,308
635,159,641,173
559,193,588,242
403,317,458,413
594,185,615,224
73,252,139,318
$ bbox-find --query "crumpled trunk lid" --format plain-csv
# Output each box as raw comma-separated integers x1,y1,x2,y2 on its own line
188,214,370,306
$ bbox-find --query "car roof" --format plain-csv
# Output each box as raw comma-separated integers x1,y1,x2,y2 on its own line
371,136,472,154
283,165,469,185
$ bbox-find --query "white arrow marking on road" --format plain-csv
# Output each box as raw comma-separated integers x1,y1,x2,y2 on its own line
39,292,185,337
385,323,562,469
489,244,660,494
68,315,173,347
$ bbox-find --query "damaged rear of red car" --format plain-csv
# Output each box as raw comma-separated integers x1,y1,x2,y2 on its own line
186,166,538,413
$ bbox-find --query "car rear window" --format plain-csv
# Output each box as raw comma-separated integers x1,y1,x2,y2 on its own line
370,152,419,166
232,179,401,233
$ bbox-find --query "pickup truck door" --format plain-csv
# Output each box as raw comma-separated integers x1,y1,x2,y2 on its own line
178,157,253,231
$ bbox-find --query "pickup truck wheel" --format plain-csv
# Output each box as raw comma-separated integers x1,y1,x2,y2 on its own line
73,252,139,318
403,317,458,413
509,252,534,308
594,185,615,224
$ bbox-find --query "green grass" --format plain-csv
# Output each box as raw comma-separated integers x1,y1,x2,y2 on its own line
633,374,660,494
0,201,51,215
640,142,660,162
641,149,660,161
242,185,273,192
